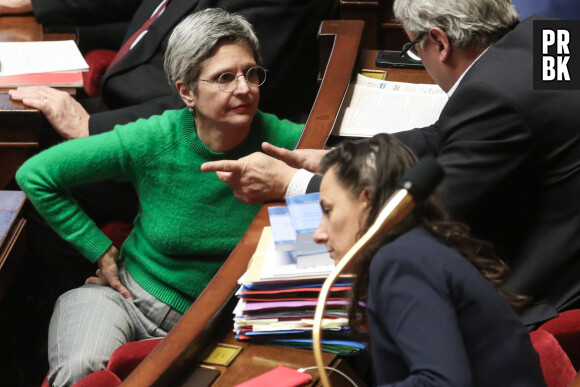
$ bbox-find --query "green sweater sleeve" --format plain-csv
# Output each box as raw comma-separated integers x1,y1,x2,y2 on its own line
16,131,133,262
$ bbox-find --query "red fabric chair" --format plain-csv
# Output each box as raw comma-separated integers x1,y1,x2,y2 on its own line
100,221,133,249
42,338,163,386
530,329,577,387
539,309,580,370
71,370,121,387
82,49,117,97
106,338,163,381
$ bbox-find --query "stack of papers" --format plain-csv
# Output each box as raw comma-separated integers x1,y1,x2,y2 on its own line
0,40,88,87
268,192,334,269
333,73,448,137
234,227,366,355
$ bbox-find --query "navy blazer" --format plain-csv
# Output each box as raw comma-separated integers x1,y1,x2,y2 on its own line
367,229,545,386
32,0,143,26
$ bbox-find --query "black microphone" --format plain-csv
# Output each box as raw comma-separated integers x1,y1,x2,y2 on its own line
312,156,445,387
368,156,445,236
399,156,445,201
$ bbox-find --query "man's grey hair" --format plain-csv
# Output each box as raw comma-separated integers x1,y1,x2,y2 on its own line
393,0,520,48
164,8,261,94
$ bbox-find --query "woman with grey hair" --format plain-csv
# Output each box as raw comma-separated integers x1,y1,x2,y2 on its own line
16,8,304,386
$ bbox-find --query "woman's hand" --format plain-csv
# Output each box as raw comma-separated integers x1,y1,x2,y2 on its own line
9,86,90,139
85,245,134,301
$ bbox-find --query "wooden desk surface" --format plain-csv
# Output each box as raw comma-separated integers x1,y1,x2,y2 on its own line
192,326,361,387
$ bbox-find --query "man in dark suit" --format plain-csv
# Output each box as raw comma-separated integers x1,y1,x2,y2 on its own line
203,0,580,329
391,0,580,328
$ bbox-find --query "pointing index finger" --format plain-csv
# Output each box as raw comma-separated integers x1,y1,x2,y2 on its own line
201,160,244,173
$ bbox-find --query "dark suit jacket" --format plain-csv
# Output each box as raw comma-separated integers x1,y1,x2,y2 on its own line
512,0,580,19
395,16,580,326
367,229,545,386
32,0,143,26
33,0,339,133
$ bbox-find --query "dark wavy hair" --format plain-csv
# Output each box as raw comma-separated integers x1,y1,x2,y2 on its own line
319,134,529,330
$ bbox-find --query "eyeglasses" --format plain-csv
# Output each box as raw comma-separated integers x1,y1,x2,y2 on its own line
400,33,426,61
197,66,268,93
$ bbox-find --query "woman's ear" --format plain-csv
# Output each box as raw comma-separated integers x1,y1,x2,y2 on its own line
357,187,373,228
176,80,195,109
359,187,373,210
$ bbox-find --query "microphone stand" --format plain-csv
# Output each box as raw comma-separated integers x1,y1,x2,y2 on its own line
312,156,443,386
312,189,414,386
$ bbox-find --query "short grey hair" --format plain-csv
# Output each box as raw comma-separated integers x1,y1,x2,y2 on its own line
164,8,262,93
393,0,519,48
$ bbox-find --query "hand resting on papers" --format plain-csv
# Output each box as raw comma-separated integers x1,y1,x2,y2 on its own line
9,86,90,139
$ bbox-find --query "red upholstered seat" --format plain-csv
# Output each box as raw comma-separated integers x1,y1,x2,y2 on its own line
100,221,133,249
106,338,163,381
530,329,577,387
43,338,163,386
82,49,118,97
72,370,121,387
539,309,580,370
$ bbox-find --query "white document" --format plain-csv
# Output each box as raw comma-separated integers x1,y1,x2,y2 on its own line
259,235,334,281
0,40,89,76
333,73,448,137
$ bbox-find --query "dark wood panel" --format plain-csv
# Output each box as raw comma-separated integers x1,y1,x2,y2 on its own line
297,20,365,150
0,21,41,41
340,0,409,50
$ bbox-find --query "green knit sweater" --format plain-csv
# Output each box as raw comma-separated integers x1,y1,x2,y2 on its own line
16,108,303,313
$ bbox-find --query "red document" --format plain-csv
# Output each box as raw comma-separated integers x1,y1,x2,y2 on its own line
235,365,312,387
0,71,83,87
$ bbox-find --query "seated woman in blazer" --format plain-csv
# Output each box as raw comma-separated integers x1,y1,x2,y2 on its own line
15,9,303,387
313,134,546,386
